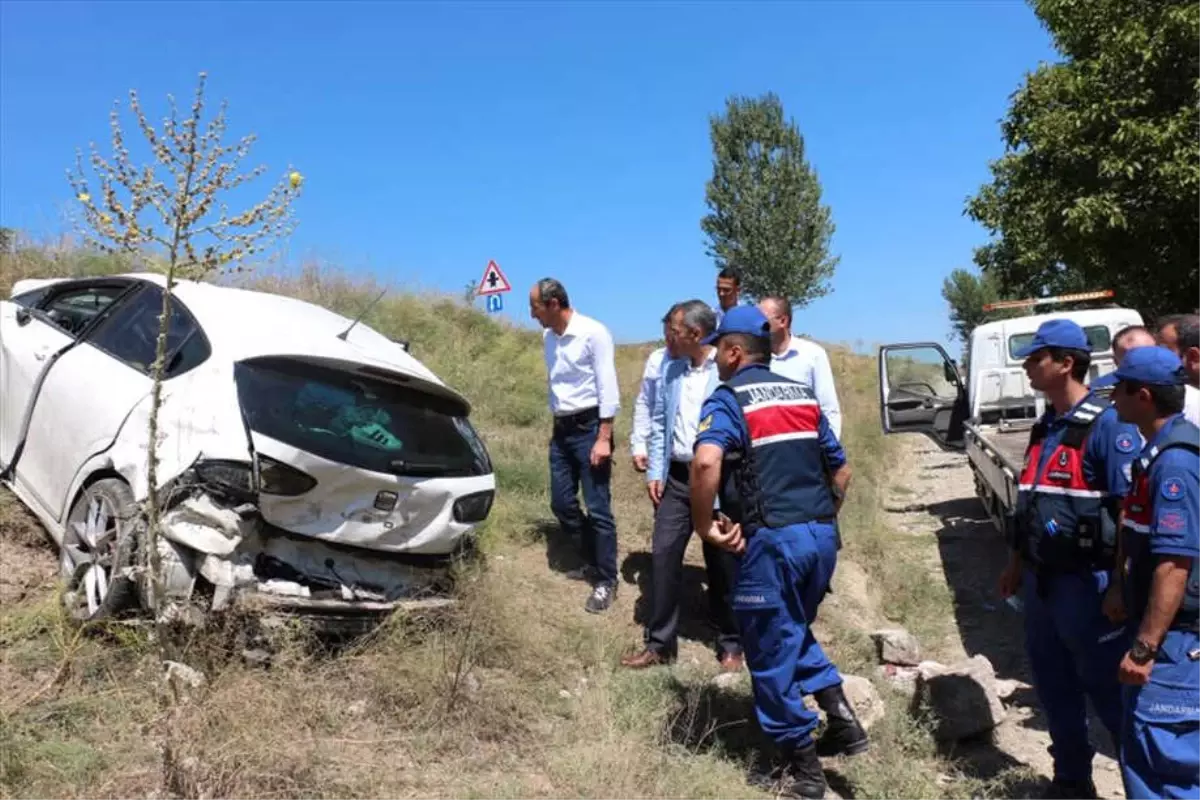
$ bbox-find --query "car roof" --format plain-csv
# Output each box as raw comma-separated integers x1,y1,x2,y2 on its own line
12,272,470,409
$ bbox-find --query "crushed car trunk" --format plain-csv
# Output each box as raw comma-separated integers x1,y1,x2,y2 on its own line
145,356,494,627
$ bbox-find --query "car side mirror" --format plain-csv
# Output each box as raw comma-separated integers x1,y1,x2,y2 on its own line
15,307,31,326
943,360,958,384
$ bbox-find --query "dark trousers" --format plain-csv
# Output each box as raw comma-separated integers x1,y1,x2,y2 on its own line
548,409,618,586
1022,568,1127,784
734,521,843,749
645,462,741,658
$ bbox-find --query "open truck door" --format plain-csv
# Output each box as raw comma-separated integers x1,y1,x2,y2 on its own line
878,342,968,449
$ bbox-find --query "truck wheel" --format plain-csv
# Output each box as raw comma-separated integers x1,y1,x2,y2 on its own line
60,478,141,624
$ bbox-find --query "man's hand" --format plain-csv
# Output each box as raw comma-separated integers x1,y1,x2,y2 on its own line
998,554,1023,599
632,454,649,473
590,436,612,468
1102,582,1127,624
1118,651,1153,686
647,480,663,507
700,516,745,555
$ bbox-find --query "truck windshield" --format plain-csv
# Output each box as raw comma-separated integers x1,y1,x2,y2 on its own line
233,357,492,478
1008,325,1112,360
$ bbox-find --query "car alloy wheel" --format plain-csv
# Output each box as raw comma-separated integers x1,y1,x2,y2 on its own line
60,479,139,623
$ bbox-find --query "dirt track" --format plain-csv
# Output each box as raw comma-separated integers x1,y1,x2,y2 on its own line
885,434,1125,800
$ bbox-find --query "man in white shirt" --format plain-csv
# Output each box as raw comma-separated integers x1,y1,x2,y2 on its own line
621,300,742,672
758,296,843,440
714,267,741,328
1156,313,1200,427
530,278,622,614
630,309,679,473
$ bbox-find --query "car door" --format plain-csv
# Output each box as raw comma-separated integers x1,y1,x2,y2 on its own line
877,342,968,449
11,281,204,521
0,280,132,474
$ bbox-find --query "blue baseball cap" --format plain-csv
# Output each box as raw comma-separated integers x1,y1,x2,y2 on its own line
1107,346,1187,387
703,304,770,344
1012,318,1093,358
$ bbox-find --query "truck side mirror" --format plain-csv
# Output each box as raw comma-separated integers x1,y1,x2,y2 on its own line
944,360,959,385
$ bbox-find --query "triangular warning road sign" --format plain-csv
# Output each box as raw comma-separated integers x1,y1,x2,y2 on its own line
476,259,512,296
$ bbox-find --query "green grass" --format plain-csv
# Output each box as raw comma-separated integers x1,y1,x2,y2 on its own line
1,242,972,799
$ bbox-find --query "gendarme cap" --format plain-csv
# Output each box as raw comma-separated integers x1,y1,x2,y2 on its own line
702,304,770,345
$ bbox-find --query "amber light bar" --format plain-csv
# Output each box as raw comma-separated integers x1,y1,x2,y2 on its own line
983,289,1115,312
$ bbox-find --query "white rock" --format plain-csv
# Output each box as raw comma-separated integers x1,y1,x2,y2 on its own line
871,628,922,666
876,663,920,698
710,671,745,690
912,654,1006,741
841,675,886,730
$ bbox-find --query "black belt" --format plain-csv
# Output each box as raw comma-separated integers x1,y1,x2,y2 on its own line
668,460,691,482
553,407,599,427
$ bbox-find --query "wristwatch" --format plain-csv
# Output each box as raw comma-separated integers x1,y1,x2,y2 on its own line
1129,638,1158,665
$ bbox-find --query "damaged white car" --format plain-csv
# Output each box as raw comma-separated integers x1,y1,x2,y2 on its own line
0,273,495,628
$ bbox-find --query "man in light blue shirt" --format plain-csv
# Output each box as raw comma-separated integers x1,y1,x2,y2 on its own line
621,299,742,670
759,296,843,440
630,309,678,473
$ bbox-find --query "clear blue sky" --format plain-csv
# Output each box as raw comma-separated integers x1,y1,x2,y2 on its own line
0,0,1056,349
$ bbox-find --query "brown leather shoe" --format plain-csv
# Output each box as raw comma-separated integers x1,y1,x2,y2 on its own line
620,649,671,669
719,651,745,672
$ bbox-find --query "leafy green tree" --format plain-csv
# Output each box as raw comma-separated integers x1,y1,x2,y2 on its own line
966,0,1199,318
941,268,1019,352
701,92,837,306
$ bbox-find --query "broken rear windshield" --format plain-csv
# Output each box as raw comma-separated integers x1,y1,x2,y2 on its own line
234,358,491,478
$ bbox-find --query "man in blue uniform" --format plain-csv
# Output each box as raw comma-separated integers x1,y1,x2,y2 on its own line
689,306,859,800
1108,346,1200,800
997,318,1140,800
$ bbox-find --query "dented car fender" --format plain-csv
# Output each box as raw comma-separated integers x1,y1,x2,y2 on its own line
104,357,255,502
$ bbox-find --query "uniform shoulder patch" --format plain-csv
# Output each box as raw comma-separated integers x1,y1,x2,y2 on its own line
698,414,713,433
1161,476,1186,502
1115,432,1137,454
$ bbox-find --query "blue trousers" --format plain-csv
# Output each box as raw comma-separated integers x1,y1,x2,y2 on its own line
1121,628,1200,800
1022,569,1129,783
548,413,618,586
732,521,843,750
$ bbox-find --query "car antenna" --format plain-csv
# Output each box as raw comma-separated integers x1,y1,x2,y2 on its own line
336,287,388,341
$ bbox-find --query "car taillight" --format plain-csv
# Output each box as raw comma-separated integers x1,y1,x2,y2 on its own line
257,455,317,496
192,457,316,498
194,460,255,497
452,490,494,523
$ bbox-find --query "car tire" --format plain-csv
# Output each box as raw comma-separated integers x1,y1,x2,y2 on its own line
60,478,141,624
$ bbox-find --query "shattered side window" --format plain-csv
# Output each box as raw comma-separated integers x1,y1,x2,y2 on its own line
234,358,491,478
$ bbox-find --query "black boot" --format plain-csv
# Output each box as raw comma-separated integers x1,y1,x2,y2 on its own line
1042,777,1097,799
778,743,827,799
813,684,870,757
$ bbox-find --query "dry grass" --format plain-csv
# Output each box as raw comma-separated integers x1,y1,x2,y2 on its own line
2,242,970,799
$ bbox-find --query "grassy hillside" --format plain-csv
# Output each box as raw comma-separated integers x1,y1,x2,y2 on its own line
1,245,981,799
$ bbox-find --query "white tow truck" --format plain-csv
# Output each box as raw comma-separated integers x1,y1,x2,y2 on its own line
877,290,1144,537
